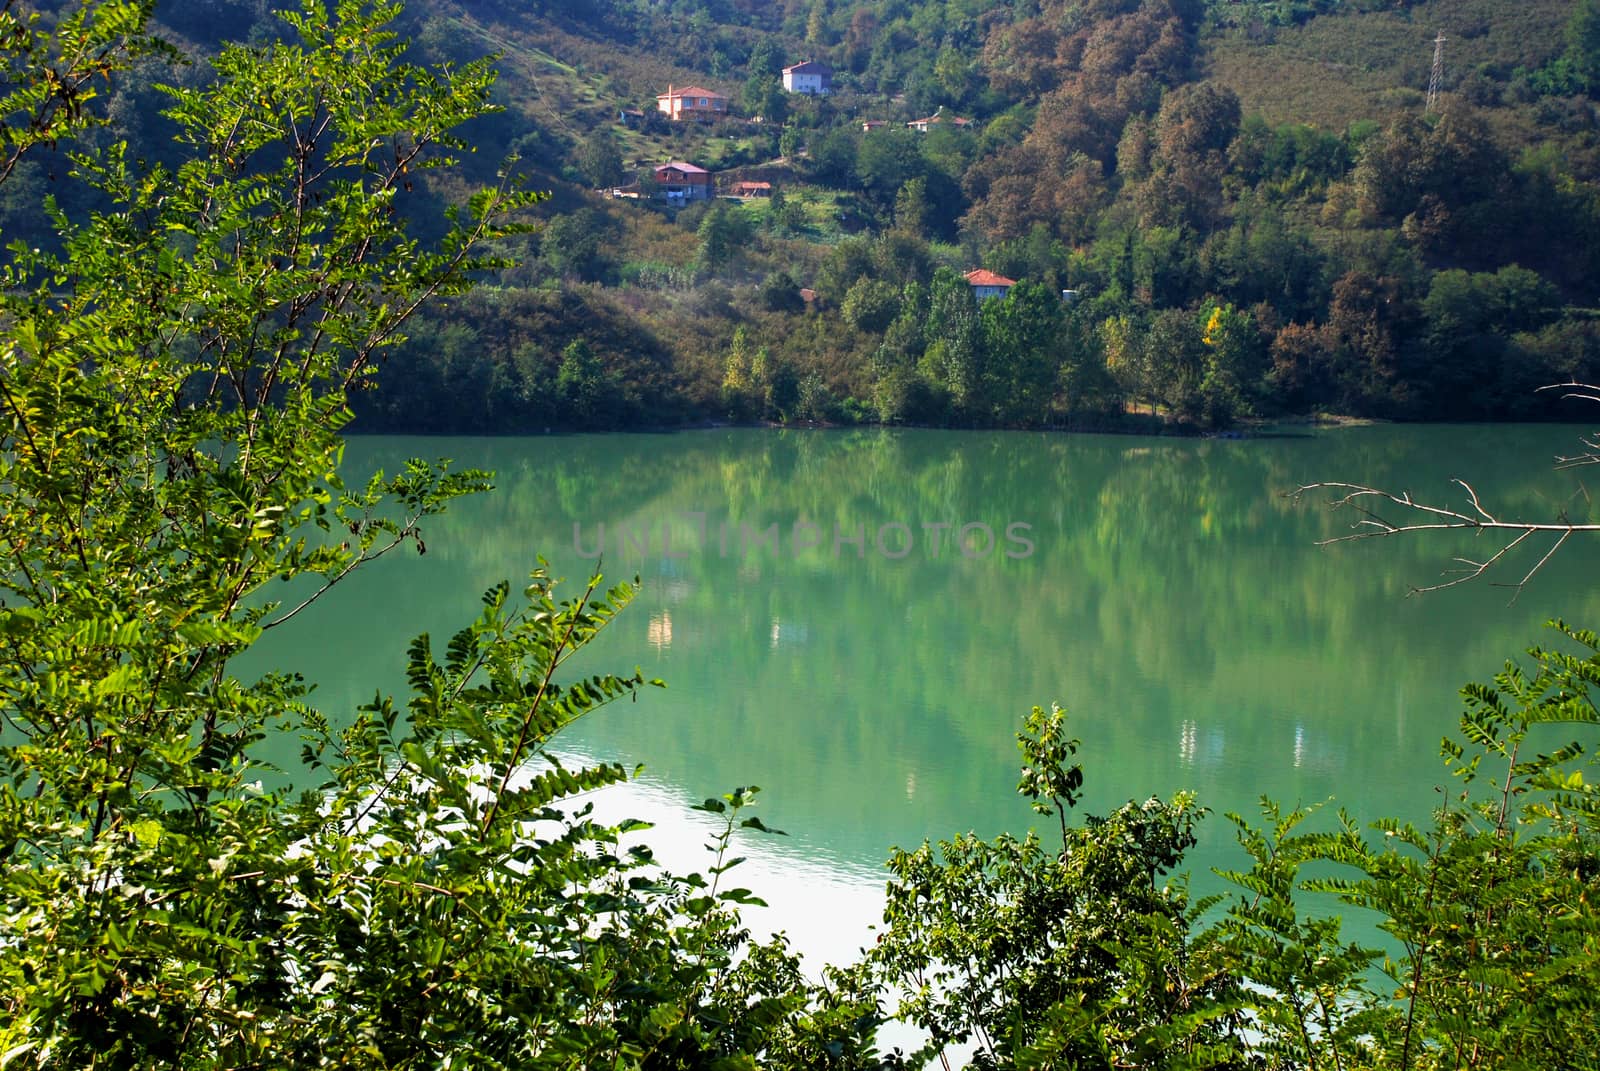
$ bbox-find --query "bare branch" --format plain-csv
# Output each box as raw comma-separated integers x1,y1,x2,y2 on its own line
1290,388,1600,597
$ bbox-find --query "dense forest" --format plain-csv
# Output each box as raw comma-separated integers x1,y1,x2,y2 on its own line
9,0,1600,430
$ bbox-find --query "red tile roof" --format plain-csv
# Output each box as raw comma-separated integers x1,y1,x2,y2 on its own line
964,269,1016,287
657,86,727,100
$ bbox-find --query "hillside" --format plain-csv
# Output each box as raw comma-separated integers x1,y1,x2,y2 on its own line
20,0,1600,431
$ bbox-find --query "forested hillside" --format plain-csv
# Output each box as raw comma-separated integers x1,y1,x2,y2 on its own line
17,0,1600,429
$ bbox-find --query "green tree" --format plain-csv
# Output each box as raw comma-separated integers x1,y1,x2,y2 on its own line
981,280,1064,425
0,0,159,183
742,73,787,123
870,706,1248,1068
926,266,984,409
805,0,828,46
841,276,901,333
748,35,784,78
722,324,762,420
557,338,617,427
573,127,624,188
695,200,750,278
808,125,858,185
1567,0,1600,91
0,3,874,1064
1103,312,1156,412
855,128,923,208
1197,299,1262,428
892,174,930,237
1145,306,1208,421
541,207,617,282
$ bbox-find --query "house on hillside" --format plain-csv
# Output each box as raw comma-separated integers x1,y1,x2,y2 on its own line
964,269,1015,301
907,106,972,133
656,85,729,122
727,180,773,198
782,60,833,95
654,162,713,204
860,119,889,133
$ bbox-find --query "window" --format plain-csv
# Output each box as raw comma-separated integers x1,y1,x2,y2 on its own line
698,97,707,107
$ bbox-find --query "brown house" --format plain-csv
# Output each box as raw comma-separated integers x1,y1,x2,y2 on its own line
656,85,730,122
654,161,713,204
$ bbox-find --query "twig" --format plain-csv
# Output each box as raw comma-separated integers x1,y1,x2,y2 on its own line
1290,480,1600,599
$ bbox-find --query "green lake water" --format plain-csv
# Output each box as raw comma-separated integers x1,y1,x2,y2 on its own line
250,424,1600,964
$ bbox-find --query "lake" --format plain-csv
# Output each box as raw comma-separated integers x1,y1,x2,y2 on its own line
250,423,1600,967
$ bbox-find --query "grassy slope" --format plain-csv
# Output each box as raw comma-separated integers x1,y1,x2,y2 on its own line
417,0,758,173
1204,0,1572,131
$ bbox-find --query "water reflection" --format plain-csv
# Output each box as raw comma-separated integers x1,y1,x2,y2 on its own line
247,424,1600,964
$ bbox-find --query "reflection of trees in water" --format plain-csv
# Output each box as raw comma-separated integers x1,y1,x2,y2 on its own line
300,427,1600,867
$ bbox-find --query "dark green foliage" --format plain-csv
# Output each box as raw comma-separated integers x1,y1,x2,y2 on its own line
1567,0,1600,92
573,128,626,189
760,268,806,313
871,706,1250,1069
980,280,1066,426
543,207,621,283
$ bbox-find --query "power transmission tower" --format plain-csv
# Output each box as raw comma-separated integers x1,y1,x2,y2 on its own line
1427,30,1446,112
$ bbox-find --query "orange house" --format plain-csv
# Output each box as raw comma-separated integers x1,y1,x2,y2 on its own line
656,85,730,121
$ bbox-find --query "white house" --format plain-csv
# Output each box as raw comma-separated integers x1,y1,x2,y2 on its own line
907,105,972,133
782,60,833,96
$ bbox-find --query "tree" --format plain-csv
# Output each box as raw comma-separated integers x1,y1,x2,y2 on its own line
870,706,1248,1068
855,127,923,208
805,0,828,46
557,338,615,426
892,174,930,237
541,207,617,282
1567,0,1600,91
573,127,624,188
926,267,984,409
696,201,753,279
0,3,875,1063
742,73,786,123
1197,299,1263,428
747,35,784,78
0,0,160,183
841,276,901,333
1144,306,1208,420
981,280,1064,425
759,268,805,312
